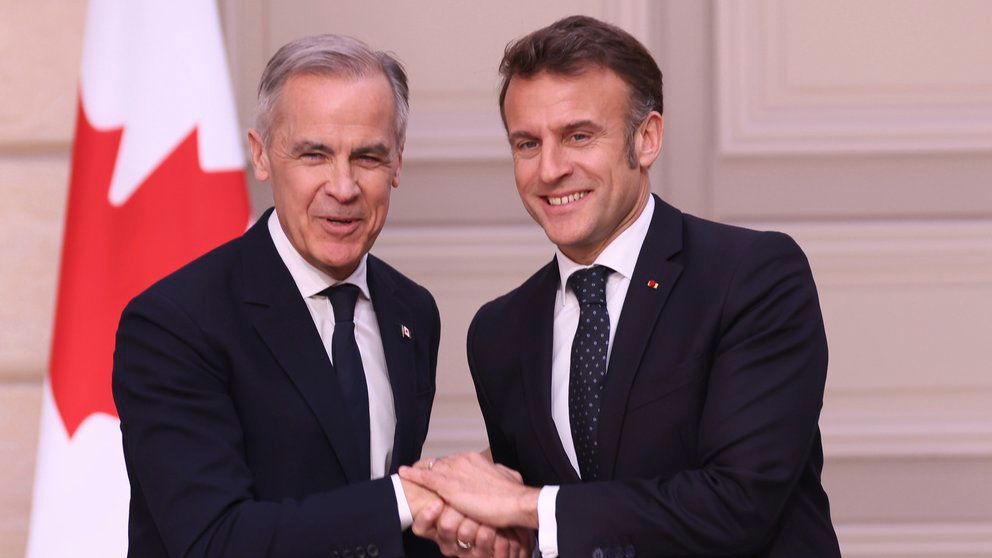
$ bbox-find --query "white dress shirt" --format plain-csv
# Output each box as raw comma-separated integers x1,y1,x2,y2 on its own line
268,212,413,529
537,196,655,557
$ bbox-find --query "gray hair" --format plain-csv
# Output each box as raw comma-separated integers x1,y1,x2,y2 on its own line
254,34,409,147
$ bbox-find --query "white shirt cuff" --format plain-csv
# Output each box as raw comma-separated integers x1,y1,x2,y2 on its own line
391,473,414,530
537,485,560,557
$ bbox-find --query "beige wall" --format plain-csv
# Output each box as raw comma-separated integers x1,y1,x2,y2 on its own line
2,0,991,556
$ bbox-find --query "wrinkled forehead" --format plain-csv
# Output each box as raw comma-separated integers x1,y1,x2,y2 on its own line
503,68,631,130
270,73,399,145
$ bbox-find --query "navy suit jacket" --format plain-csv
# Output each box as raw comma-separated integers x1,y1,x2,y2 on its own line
113,209,442,557
469,196,840,556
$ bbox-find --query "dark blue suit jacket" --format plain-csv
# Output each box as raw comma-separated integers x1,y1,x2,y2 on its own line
469,196,840,556
113,209,442,557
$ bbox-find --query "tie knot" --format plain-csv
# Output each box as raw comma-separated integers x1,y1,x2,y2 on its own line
324,283,361,322
567,265,611,307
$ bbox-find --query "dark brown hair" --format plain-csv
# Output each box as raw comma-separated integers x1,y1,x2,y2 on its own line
498,15,663,166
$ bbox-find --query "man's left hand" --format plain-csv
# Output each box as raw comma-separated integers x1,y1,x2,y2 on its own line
400,452,540,530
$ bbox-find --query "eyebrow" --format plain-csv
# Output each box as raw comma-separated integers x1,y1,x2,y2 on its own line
289,140,393,159
351,142,392,158
560,119,605,135
290,141,332,156
507,130,538,144
507,119,605,144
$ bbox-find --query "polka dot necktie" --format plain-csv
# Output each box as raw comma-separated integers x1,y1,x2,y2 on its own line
323,283,371,479
567,265,612,481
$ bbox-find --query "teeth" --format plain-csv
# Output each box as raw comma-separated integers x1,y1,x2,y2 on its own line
548,191,587,206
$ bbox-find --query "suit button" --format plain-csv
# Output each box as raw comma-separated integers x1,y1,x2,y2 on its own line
366,544,379,557
592,548,604,558
624,544,635,557
355,546,366,558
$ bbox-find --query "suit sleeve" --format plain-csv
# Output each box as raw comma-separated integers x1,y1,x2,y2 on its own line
113,291,405,558
466,307,519,471
555,232,830,555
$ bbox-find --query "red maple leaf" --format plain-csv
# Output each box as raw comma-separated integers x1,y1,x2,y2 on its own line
50,97,250,437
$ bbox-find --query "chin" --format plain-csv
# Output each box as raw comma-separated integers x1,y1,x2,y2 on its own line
315,251,362,276
543,221,588,246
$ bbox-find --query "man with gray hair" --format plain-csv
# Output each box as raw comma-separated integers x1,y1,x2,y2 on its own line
113,34,445,557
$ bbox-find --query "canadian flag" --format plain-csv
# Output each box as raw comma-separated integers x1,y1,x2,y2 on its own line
26,1,250,556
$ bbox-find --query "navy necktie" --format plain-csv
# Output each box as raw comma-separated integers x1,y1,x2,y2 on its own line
567,265,612,481
324,283,371,479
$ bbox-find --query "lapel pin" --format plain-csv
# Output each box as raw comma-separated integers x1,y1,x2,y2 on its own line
647,279,660,290
400,324,412,339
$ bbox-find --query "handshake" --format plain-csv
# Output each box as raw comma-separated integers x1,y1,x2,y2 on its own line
399,450,540,557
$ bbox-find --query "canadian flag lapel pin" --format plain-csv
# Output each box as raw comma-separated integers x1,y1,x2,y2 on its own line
400,324,412,339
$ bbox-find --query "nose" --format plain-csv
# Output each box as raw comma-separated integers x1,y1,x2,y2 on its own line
538,142,572,185
322,161,361,203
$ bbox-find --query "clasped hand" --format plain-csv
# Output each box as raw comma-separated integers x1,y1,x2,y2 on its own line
400,451,540,557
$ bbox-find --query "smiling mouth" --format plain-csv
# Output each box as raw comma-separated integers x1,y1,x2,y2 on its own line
324,217,357,225
545,191,589,206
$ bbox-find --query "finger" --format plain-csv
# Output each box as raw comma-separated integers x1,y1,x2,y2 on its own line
505,532,521,558
492,531,510,558
411,500,443,538
480,447,493,462
512,528,536,558
437,541,459,557
436,506,464,548
456,516,479,545
399,465,439,491
498,528,525,558
412,457,433,470
473,525,496,556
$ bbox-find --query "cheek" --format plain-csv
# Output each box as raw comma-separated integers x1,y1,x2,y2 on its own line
362,182,394,219
512,159,537,189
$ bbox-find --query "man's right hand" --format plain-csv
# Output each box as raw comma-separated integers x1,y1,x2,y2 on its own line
402,476,443,518
411,499,533,558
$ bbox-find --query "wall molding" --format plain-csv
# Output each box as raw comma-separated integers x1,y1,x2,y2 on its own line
377,219,992,286
399,0,653,162
837,522,992,557
422,397,992,461
821,390,992,458
377,219,992,460
715,0,992,155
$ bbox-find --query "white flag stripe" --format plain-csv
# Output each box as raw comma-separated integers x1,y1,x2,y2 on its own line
26,386,129,558
27,1,246,556
80,0,243,207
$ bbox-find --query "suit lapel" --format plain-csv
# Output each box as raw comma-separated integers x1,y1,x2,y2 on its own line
597,196,685,479
520,261,582,484
241,211,367,483
366,256,418,473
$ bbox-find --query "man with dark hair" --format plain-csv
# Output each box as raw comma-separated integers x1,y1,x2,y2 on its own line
402,15,840,557
113,35,447,557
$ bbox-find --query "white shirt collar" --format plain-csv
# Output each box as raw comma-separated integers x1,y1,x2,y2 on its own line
268,210,371,301
555,194,655,297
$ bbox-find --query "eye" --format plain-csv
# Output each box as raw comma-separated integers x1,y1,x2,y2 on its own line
300,152,325,162
515,140,539,152
569,132,592,143
354,154,385,167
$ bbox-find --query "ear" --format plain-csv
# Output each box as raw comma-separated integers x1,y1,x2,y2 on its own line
391,150,403,189
247,129,271,182
635,112,664,169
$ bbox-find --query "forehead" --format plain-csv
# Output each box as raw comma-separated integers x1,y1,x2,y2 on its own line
272,72,397,143
503,67,630,130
